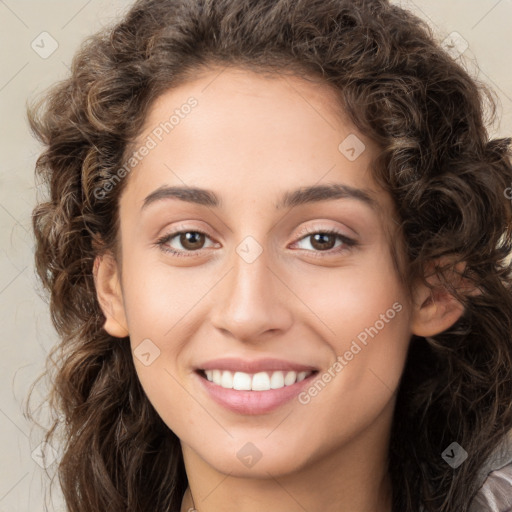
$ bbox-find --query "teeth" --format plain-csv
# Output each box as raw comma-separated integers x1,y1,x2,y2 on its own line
221,370,233,388
251,372,270,390
270,371,285,389
297,371,308,382
204,369,313,390
233,371,252,390
284,371,296,385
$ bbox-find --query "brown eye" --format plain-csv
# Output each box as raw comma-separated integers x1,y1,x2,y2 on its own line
156,229,217,257
291,228,357,258
308,232,337,251
179,231,206,250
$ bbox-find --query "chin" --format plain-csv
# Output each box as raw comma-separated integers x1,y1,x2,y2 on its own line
188,434,312,478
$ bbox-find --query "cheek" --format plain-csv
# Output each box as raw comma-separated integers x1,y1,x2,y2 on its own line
121,255,216,338
119,256,219,413
290,247,411,406
293,245,408,347
121,261,201,434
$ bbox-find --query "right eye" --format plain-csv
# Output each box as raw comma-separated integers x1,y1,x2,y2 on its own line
155,229,219,257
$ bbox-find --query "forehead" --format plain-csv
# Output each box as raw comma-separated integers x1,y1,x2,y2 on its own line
122,67,390,217
143,66,345,130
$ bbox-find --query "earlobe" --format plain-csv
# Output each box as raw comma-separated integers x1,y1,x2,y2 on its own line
410,260,471,338
93,253,129,338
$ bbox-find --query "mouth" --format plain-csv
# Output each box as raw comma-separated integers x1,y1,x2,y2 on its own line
194,358,319,415
196,369,317,391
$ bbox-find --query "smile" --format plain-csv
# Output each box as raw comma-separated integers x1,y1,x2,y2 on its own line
195,358,320,415
200,369,315,391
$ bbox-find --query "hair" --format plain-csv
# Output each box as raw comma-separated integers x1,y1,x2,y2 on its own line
25,0,512,511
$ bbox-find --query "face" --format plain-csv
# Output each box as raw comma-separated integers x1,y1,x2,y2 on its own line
101,67,416,478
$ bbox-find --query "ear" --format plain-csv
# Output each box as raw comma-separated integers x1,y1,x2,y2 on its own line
411,260,479,337
93,252,129,338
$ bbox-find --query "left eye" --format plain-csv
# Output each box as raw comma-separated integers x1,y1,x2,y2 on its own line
293,230,349,252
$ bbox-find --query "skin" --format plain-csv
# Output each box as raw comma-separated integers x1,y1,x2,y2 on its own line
94,67,466,512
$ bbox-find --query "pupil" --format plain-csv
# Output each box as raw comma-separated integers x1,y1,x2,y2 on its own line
182,232,203,249
312,233,334,250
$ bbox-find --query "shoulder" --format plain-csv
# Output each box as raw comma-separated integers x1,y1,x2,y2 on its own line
469,430,512,512
418,431,512,512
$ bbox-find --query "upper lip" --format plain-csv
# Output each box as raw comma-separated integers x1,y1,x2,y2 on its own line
198,357,318,374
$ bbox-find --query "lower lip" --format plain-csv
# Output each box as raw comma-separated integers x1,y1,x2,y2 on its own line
196,371,317,415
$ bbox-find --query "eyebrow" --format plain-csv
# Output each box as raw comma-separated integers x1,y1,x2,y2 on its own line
141,183,379,212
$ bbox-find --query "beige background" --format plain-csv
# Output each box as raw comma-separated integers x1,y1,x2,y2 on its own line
0,1,511,510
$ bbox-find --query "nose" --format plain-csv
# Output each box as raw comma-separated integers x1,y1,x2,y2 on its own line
209,244,294,344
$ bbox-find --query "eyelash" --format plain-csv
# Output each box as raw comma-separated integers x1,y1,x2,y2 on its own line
154,226,358,259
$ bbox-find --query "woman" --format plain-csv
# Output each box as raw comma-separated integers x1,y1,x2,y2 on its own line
26,0,512,510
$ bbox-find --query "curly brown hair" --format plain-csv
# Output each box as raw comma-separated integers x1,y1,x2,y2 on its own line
26,0,512,511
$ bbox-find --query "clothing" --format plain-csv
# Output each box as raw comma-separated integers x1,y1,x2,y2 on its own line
417,430,512,512
468,429,512,512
